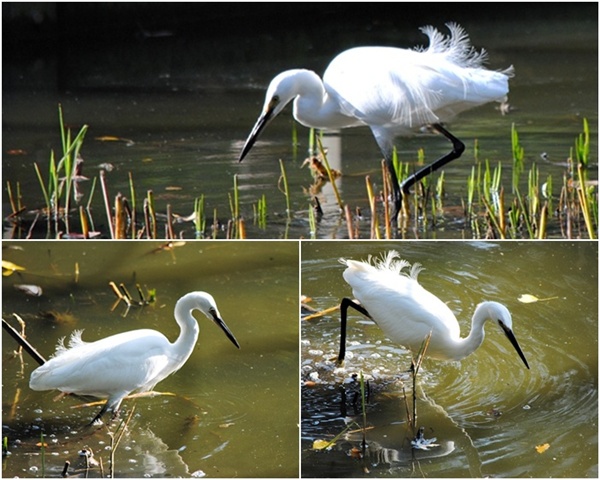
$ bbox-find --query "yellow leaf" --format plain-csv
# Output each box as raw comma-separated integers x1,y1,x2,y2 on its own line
519,294,560,303
95,135,121,141
518,294,539,303
535,443,550,454
94,135,134,145
312,439,334,450
2,260,25,276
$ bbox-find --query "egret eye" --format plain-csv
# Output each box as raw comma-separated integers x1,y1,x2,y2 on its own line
269,95,280,109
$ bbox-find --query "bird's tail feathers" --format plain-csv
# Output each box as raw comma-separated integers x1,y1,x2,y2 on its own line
51,329,83,355
419,23,488,68
340,251,423,280
501,64,515,78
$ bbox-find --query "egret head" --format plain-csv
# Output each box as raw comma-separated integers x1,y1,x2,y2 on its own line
239,70,309,162
480,301,529,369
180,292,240,349
206,305,240,350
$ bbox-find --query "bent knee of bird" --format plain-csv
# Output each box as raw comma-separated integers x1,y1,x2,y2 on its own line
454,139,465,155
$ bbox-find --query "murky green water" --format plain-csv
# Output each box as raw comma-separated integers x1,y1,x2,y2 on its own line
300,241,597,477
2,241,299,477
3,13,597,239
1,5,598,479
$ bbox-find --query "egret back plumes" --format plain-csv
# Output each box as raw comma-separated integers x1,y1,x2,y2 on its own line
239,24,513,217
339,251,529,367
322,28,511,143
29,291,240,423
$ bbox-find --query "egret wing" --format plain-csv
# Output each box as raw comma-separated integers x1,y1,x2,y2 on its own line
30,329,172,398
341,255,462,357
324,47,442,131
324,45,510,132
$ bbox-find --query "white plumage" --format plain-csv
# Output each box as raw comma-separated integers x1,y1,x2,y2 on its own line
340,251,529,366
239,23,512,217
30,291,240,423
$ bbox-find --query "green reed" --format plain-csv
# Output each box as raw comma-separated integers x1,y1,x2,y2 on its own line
35,105,88,235
464,120,597,239
255,193,268,229
511,122,524,193
194,195,206,238
278,159,292,220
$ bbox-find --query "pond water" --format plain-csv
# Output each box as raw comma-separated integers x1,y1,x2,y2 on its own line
300,241,597,477
1,5,599,478
2,241,299,477
3,10,597,239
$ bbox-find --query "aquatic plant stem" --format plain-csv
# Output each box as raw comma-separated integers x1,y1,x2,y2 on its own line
128,172,137,239
344,204,354,239
359,371,368,451
577,163,595,239
100,170,115,239
411,332,431,433
316,137,344,212
278,159,291,220
365,175,380,239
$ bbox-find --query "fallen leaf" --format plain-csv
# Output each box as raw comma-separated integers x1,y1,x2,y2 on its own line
95,135,121,141
95,135,134,145
518,294,540,303
312,439,334,450
2,260,25,276
535,443,550,454
519,294,560,303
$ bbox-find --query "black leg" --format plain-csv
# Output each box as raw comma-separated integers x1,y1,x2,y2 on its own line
89,402,110,426
338,297,372,364
384,157,402,221
400,123,465,197
89,397,122,426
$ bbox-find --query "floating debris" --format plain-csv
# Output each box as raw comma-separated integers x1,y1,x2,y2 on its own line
411,427,439,451
2,260,25,276
518,294,560,303
312,439,335,451
78,447,100,467
535,443,550,454
14,284,42,296
95,135,135,146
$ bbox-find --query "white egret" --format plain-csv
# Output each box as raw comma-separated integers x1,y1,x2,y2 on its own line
239,23,512,218
337,251,529,368
29,291,240,424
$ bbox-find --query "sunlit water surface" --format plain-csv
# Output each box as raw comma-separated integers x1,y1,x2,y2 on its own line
301,241,597,477
3,16,597,239
2,241,299,477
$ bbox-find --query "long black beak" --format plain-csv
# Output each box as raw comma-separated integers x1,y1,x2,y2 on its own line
210,309,240,349
239,107,274,162
499,321,529,369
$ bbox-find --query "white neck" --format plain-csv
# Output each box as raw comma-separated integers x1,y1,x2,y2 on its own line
452,302,499,360
172,302,200,364
286,69,362,130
